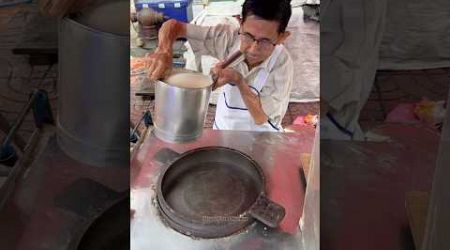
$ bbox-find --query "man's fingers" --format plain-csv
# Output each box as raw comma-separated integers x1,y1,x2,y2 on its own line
215,71,228,87
162,67,172,79
215,69,223,80
216,60,225,67
212,61,225,71
146,58,155,71
147,59,156,79
211,65,219,75
149,64,162,80
150,64,166,80
212,63,225,77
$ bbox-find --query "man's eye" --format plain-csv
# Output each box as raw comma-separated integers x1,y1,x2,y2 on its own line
259,39,272,44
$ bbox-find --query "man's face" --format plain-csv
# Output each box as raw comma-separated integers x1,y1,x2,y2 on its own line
239,15,289,67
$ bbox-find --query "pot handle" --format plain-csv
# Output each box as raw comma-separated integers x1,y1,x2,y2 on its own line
248,195,286,228
153,148,181,166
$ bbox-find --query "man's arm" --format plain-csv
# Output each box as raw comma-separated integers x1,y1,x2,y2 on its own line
211,66,269,125
146,19,186,80
236,79,269,125
156,19,187,52
148,19,237,80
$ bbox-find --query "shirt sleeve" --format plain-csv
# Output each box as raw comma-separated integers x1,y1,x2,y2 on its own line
259,52,294,125
185,23,239,61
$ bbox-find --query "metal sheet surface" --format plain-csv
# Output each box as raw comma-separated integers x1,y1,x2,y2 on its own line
0,126,129,249
58,16,129,167
321,124,441,250
131,128,315,250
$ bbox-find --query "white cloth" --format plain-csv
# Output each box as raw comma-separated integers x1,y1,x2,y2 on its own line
378,0,450,70
214,46,284,132
320,0,388,140
292,0,320,6
285,6,320,102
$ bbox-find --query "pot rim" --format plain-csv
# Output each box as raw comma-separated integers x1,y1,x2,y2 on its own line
156,70,213,90
62,16,128,39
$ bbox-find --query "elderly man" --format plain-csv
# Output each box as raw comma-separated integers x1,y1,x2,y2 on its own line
146,0,294,132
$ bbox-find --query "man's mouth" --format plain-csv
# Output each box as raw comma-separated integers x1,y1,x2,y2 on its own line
246,53,259,61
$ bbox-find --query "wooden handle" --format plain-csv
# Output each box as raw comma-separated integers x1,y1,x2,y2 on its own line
211,50,243,90
221,50,243,69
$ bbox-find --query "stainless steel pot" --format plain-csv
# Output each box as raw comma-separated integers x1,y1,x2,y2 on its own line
154,71,212,143
57,0,129,167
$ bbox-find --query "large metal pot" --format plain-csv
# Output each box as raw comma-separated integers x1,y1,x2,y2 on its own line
154,70,212,143
57,0,129,167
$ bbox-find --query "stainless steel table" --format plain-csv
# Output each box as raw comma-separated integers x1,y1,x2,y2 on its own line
131,128,315,250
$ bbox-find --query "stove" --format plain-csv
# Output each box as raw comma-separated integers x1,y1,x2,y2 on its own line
130,128,315,250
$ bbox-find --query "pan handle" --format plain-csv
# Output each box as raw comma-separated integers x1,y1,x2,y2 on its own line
248,195,286,228
153,148,181,166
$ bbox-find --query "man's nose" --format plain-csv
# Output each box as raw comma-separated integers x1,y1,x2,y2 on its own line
247,41,260,53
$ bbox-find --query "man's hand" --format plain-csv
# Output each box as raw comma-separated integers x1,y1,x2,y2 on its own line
211,62,244,89
211,62,268,125
145,19,187,80
145,48,173,80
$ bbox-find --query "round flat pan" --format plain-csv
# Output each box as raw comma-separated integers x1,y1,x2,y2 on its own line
156,147,285,238
162,148,263,218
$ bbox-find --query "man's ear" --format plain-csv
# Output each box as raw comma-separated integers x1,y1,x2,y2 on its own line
277,31,291,44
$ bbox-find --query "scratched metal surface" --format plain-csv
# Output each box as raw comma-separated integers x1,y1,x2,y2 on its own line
130,129,315,250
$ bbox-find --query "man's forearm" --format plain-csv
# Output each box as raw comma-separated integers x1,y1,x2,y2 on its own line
157,19,187,52
237,81,269,125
